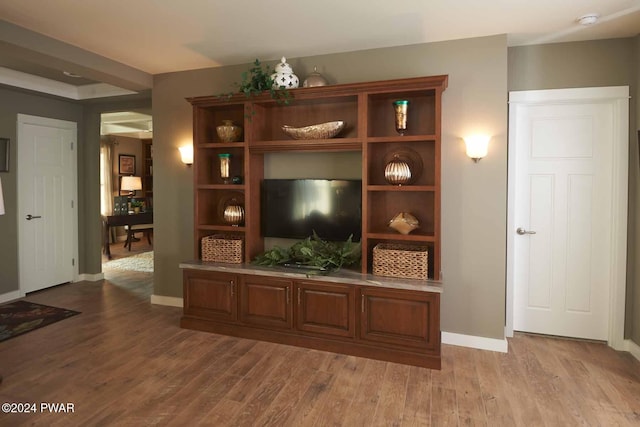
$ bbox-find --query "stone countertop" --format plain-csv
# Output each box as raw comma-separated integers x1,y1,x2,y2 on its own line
179,260,443,293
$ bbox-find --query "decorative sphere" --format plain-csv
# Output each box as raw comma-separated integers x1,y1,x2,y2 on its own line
223,203,244,226
384,155,412,185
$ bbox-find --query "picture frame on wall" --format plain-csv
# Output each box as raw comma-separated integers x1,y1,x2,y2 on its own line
0,138,9,172
119,154,135,175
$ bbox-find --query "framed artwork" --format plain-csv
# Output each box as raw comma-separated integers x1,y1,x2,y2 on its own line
119,154,135,175
0,138,9,172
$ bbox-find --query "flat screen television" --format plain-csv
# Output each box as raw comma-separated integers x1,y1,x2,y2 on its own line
261,179,362,241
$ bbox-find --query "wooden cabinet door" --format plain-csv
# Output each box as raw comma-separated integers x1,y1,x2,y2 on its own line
295,280,355,338
240,276,293,330
360,287,440,351
183,269,237,322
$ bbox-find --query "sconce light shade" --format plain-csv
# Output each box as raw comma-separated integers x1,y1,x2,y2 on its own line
464,135,490,162
179,145,193,166
0,177,5,216
121,175,142,192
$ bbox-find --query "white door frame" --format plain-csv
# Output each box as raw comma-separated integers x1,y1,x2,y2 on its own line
506,86,629,350
17,114,79,295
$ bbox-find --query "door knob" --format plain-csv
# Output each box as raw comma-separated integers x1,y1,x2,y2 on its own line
516,227,536,235
26,214,42,220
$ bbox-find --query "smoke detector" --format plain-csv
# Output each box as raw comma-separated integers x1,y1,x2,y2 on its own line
577,13,599,26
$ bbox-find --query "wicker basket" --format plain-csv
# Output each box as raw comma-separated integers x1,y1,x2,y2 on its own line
372,243,428,280
201,234,243,263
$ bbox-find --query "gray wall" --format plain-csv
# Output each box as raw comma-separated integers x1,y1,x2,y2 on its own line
508,37,640,344
153,35,509,339
0,86,83,293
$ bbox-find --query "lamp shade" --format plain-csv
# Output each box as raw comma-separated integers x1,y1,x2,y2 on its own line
121,176,142,192
179,145,193,165
464,135,490,162
0,176,4,215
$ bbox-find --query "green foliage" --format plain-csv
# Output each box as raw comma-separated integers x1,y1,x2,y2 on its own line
130,200,144,208
253,232,361,272
220,59,292,106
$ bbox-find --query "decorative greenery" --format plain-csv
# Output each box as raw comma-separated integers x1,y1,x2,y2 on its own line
221,59,292,106
253,232,361,272
130,200,144,208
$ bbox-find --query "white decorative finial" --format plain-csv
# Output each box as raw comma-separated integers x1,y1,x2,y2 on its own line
281,56,286,64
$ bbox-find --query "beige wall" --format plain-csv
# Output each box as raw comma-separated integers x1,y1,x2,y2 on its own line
509,37,640,344
153,35,509,339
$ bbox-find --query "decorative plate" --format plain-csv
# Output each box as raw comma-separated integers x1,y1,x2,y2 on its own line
282,120,345,140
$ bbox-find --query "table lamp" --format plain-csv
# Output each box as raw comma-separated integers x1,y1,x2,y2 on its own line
121,176,142,197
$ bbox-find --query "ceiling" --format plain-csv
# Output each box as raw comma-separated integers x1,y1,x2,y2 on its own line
0,0,639,100
101,112,153,139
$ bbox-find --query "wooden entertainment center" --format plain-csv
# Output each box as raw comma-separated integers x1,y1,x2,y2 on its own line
180,75,448,369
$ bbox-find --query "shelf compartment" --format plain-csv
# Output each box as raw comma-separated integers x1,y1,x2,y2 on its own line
250,138,361,153
196,189,245,227
195,146,245,185
193,103,246,144
250,95,358,142
367,141,436,187
367,90,436,138
367,192,435,235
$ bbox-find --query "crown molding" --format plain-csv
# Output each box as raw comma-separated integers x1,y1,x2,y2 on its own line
0,66,137,100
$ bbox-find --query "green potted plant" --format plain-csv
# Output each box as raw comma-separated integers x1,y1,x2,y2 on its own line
221,59,292,108
130,200,143,214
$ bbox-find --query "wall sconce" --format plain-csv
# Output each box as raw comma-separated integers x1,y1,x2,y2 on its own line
463,135,490,163
179,145,193,166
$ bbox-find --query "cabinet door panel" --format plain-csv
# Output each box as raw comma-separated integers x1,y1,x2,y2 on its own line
183,270,237,322
240,276,293,329
360,288,439,350
296,281,355,338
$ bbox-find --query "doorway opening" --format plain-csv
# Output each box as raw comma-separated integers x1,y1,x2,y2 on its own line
100,111,154,273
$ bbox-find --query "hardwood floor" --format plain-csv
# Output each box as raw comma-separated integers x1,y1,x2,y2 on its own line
102,232,154,263
1,271,639,426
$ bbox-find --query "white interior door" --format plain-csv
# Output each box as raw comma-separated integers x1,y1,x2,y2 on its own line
18,114,77,293
508,87,628,343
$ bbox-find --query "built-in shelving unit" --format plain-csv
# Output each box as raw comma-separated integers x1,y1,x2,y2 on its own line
182,75,447,369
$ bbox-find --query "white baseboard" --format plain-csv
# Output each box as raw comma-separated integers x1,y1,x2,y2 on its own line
150,294,183,308
625,339,640,362
442,331,509,353
76,273,104,282
0,290,24,304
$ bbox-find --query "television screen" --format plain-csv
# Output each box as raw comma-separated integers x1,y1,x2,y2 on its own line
261,179,362,241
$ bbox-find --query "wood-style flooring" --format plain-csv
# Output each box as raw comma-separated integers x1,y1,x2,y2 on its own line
102,232,154,263
0,270,638,426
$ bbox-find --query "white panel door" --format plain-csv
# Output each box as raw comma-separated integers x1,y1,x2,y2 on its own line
511,94,622,341
18,115,77,293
